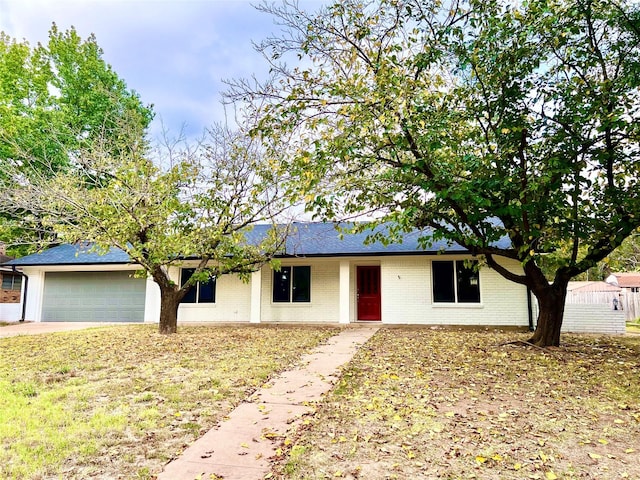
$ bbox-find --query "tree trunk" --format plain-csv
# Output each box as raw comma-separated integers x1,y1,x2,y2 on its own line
149,266,189,335
158,288,181,334
527,281,569,347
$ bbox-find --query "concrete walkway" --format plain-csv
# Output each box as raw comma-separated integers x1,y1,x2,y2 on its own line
158,327,379,480
0,321,128,338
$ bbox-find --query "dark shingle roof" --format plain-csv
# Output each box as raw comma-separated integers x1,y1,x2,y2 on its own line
268,223,470,256
7,222,508,266
6,243,132,266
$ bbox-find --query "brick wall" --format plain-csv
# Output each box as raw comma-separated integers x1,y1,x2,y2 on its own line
0,289,21,303
381,255,530,326
260,259,340,322
0,273,21,303
176,272,252,322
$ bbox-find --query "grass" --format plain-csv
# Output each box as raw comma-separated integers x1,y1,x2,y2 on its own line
272,329,640,480
0,324,338,479
627,322,640,334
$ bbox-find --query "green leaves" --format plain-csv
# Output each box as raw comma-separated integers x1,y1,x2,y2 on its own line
0,24,152,166
5,120,289,332
0,24,153,255
230,0,640,344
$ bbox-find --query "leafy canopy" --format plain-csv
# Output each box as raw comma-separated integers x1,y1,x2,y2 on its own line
6,124,288,286
0,24,152,168
0,25,153,255
233,0,640,287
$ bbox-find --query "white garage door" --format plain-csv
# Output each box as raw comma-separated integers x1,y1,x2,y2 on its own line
42,271,146,322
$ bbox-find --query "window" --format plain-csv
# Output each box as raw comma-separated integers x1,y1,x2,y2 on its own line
1,274,22,291
432,260,480,303
273,266,311,303
180,268,216,303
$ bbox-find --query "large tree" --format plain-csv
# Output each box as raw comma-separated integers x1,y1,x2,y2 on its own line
0,25,153,255
227,0,640,346
4,124,289,334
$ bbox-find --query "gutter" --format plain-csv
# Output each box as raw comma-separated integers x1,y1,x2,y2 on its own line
12,266,28,322
527,286,534,331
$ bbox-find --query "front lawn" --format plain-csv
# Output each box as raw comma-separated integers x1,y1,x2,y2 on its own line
0,324,338,479
274,329,640,479
627,323,640,334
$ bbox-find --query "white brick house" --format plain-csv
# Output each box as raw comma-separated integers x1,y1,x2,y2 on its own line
170,253,530,326
7,223,535,328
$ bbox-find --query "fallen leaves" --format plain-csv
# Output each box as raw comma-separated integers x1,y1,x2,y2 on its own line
270,329,640,479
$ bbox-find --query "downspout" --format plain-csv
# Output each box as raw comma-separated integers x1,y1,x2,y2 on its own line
12,266,28,322
527,286,534,331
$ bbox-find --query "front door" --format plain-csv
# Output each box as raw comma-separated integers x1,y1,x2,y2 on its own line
357,266,381,321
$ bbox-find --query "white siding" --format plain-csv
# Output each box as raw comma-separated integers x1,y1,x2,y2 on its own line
561,304,626,334
379,257,429,324
259,259,339,323
19,256,531,328
380,255,530,326
144,277,161,323
15,256,633,334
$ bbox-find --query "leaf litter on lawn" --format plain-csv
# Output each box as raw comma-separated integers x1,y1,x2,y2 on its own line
0,324,338,479
271,328,640,480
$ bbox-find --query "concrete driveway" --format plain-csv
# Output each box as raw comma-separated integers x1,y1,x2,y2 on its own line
0,322,134,338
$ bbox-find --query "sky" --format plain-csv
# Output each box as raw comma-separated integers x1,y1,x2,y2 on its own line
0,0,325,140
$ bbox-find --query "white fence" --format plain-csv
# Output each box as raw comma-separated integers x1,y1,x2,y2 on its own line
562,304,626,334
566,290,640,322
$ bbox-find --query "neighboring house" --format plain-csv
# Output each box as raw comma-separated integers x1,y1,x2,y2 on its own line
6,223,536,328
0,243,24,321
606,272,640,293
567,281,622,294
0,268,22,303
605,272,640,322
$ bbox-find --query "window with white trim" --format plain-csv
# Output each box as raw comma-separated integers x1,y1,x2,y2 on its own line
180,268,216,303
432,260,480,303
273,266,311,303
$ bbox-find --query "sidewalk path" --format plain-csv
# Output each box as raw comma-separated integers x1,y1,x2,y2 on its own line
158,327,379,480
0,321,127,338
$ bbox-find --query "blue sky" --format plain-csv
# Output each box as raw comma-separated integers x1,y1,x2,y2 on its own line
0,0,325,140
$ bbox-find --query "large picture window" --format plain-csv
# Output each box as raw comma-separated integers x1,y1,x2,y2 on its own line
1,274,22,291
273,266,311,303
180,268,216,304
432,260,480,303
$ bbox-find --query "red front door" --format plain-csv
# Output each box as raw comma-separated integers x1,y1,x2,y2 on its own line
357,266,381,321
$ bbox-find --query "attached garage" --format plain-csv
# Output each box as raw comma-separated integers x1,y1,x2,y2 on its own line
42,271,146,322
